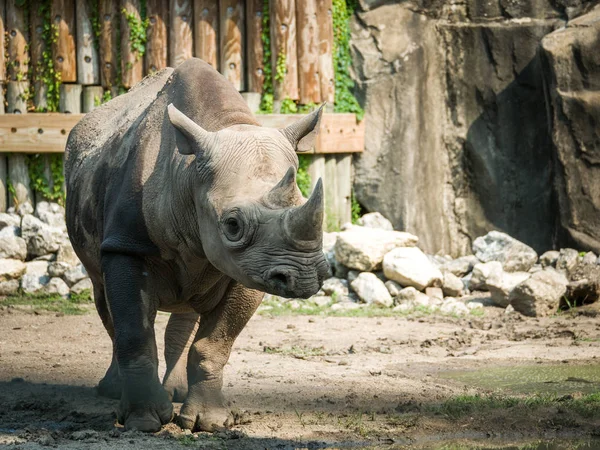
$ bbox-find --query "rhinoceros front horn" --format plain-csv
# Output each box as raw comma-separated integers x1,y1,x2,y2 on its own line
284,178,324,243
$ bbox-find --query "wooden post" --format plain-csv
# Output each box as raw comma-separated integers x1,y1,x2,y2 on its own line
76,0,100,85
121,0,143,89
60,84,82,114
324,155,339,230
7,81,33,210
219,0,244,91
170,0,193,68
52,0,77,83
0,0,7,83
316,0,334,105
7,0,29,82
0,88,5,212
99,0,119,88
146,0,168,73
194,0,219,69
246,0,263,93
335,154,352,225
296,0,320,104
83,86,105,113
270,0,299,101
30,4,48,110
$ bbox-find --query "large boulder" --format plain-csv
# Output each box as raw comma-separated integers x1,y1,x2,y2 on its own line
0,213,20,230
486,270,531,307
0,259,26,281
442,271,465,297
35,202,66,230
566,263,600,306
383,247,443,290
0,235,27,260
469,261,503,291
472,231,538,272
440,255,479,277
21,261,51,294
541,4,600,255
350,272,393,307
334,226,418,271
509,269,569,317
21,214,65,257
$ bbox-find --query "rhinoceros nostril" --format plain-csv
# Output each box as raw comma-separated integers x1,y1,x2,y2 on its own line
269,271,289,289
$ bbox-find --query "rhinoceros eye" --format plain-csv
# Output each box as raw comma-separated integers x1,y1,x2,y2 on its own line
224,217,242,240
220,208,253,248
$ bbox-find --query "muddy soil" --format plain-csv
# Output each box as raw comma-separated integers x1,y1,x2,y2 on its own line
0,304,599,449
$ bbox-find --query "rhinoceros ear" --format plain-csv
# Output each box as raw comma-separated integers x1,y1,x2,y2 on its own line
280,104,325,152
167,103,216,157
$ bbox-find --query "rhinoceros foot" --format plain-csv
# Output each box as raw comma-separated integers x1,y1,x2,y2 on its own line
117,383,173,432
163,373,188,403
178,388,232,432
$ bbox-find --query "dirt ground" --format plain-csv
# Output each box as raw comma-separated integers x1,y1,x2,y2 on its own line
0,303,599,449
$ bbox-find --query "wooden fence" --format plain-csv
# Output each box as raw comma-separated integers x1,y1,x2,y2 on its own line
0,0,363,230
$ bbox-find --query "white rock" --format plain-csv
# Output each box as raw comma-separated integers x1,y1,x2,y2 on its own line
509,269,569,317
0,212,20,229
539,250,559,268
334,226,418,271
556,248,579,274
383,247,443,291
440,298,469,315
473,231,538,272
0,235,27,260
393,301,415,312
310,295,332,307
582,252,597,265
48,261,72,278
0,279,19,295
15,202,34,216
63,264,88,287
21,260,51,294
396,286,430,306
321,277,349,297
35,202,66,229
425,287,443,300
440,255,479,277
0,259,26,281
486,270,531,308
442,272,464,297
350,272,393,307
21,214,65,257
45,277,70,297
385,280,402,297
0,225,20,238
331,302,361,311
56,242,81,266
469,261,503,291
357,212,394,231
466,301,484,310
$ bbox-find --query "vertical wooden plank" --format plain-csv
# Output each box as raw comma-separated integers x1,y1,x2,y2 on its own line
194,0,219,68
76,0,100,85
335,154,352,225
146,0,167,73
219,0,244,91
52,0,77,83
59,84,83,113
170,0,194,68
324,155,339,231
0,88,5,211
316,0,334,104
296,0,320,104
7,81,33,210
121,0,143,89
0,0,6,82
30,4,48,110
82,85,105,112
7,0,29,82
270,0,298,101
245,0,263,93
99,0,119,88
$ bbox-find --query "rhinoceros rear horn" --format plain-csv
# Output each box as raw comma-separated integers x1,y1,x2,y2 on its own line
266,167,298,207
280,104,325,152
284,178,324,242
167,103,216,157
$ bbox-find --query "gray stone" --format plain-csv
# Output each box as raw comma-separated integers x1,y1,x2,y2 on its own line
440,255,479,277
63,264,88,287
0,225,20,238
48,261,72,278
21,261,51,293
0,212,20,230
321,277,349,297
556,248,579,274
330,302,362,311
440,298,470,316
35,201,66,229
45,277,70,297
425,287,443,300
468,261,503,291
395,286,430,306
541,5,600,255
442,272,464,297
347,270,360,284
473,231,538,272
540,250,560,268
334,226,418,271
15,202,34,216
56,242,81,266
0,259,26,281
383,247,443,291
21,214,65,257
0,279,19,295
566,263,600,307
384,280,402,297
486,270,531,308
310,295,332,308
70,278,94,296
350,272,393,307
582,252,597,265
509,269,568,317
0,235,27,260
357,212,394,231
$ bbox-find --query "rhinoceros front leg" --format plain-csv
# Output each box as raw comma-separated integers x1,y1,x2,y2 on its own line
102,253,173,432
178,283,263,432
163,312,200,402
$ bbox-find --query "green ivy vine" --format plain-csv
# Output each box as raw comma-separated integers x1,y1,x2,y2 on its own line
37,0,61,112
121,7,149,60
28,154,65,205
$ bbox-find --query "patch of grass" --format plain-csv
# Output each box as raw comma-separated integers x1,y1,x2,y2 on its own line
0,291,93,315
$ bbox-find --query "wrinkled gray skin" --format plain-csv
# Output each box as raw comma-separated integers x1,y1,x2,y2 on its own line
64,58,330,433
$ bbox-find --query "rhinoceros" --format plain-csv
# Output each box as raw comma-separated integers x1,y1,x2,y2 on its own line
65,58,330,432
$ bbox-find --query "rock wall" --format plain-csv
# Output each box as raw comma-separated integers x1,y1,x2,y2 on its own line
351,0,597,256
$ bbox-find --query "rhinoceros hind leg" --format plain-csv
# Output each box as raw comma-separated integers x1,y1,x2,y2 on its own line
178,283,263,432
163,312,200,402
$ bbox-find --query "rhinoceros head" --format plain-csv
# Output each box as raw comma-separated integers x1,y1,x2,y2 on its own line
167,104,331,298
